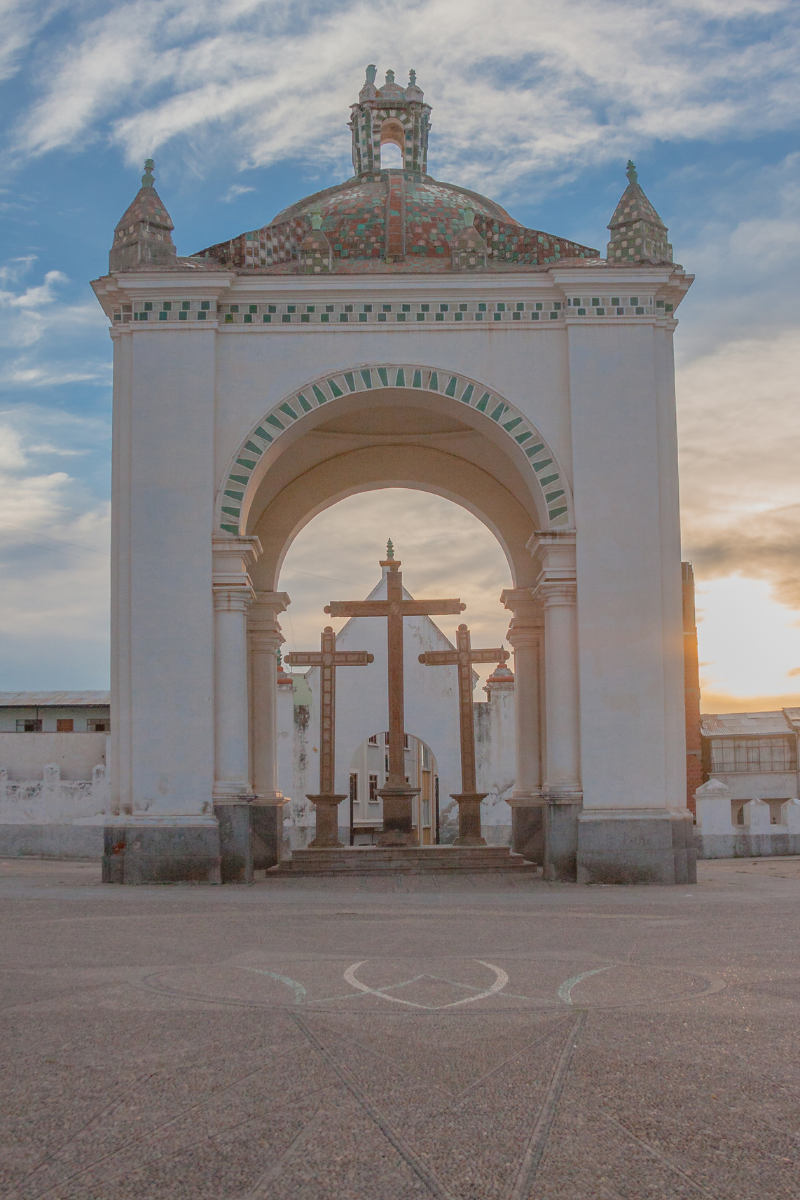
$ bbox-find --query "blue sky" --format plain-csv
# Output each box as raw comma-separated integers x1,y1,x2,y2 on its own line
1,0,800,708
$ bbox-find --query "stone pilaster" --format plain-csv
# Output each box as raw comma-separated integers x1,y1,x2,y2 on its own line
501,588,544,863
531,531,582,880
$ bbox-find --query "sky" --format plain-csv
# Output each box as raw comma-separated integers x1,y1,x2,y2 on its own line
1,0,800,709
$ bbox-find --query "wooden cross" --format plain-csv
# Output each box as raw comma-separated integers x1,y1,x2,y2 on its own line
285,626,373,847
419,623,509,845
325,544,465,845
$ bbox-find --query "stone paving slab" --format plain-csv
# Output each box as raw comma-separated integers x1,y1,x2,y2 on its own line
0,857,799,1199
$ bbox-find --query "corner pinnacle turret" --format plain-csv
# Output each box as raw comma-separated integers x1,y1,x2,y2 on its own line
607,161,672,264
109,158,177,273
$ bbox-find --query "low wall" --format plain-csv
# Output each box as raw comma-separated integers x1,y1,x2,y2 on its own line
695,831,800,859
0,762,111,861
0,732,108,780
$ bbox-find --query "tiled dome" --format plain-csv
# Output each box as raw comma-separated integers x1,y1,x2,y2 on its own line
195,170,597,273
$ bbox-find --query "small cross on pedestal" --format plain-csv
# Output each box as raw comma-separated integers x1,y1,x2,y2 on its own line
285,627,373,847
326,544,465,845
420,624,510,846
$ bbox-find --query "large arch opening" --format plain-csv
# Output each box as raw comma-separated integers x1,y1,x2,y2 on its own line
274,487,517,852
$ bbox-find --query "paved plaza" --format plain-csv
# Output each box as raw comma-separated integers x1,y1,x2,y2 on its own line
2,858,799,1199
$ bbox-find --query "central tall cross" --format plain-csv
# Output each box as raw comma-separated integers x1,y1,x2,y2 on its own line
325,543,465,845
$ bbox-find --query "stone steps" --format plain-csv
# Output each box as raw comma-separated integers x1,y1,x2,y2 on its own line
271,845,538,875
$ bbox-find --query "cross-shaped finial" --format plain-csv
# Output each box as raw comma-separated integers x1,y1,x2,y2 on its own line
409,69,417,86
626,160,638,185
142,159,155,188
386,538,395,560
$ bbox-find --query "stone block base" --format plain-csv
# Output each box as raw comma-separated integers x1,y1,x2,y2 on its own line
103,820,221,884
577,810,697,885
214,800,287,883
0,823,103,860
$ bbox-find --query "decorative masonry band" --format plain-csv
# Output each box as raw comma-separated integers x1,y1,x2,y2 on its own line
111,294,671,326
218,364,571,534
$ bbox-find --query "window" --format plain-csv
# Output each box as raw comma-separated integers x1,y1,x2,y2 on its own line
368,734,378,745
709,736,797,774
88,719,110,733
385,754,389,773
57,719,74,732
16,719,41,732
384,731,390,745
404,733,409,750
369,774,379,802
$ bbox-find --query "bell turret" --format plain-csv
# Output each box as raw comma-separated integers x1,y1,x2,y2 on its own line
349,65,432,176
109,159,177,272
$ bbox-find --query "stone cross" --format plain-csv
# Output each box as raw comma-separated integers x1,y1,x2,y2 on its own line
325,546,465,845
419,624,509,846
285,627,373,847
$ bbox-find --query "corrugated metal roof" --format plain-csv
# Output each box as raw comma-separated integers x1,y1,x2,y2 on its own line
701,711,792,737
0,691,110,707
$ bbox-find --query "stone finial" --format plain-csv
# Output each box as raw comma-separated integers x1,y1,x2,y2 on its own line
450,206,488,271
385,69,395,84
299,207,333,273
607,160,672,264
365,63,377,85
386,538,395,560
409,69,416,86
109,160,177,273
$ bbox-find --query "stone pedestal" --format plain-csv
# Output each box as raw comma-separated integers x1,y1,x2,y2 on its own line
102,817,221,885
451,792,488,846
377,785,420,846
307,794,347,847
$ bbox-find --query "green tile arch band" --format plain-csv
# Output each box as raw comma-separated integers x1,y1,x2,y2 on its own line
218,365,571,534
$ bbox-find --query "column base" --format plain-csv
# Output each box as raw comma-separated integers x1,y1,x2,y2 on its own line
307,795,347,848
576,809,698,885
508,793,544,863
450,793,487,847
544,798,581,881
253,797,289,870
214,797,289,881
377,785,420,846
102,817,221,885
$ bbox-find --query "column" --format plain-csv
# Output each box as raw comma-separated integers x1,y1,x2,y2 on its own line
212,537,260,882
248,592,292,868
501,588,544,862
249,591,291,800
531,531,582,880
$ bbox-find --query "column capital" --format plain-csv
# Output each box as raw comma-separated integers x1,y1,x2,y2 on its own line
248,590,290,647
501,588,543,644
212,535,262,590
213,584,255,612
528,529,576,604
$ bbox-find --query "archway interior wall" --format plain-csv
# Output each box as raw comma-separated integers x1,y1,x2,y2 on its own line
217,362,574,541
249,445,537,592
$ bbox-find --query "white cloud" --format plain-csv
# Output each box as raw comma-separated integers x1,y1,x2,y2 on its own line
0,258,109,353
0,408,110,685
221,184,255,202
11,0,800,196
